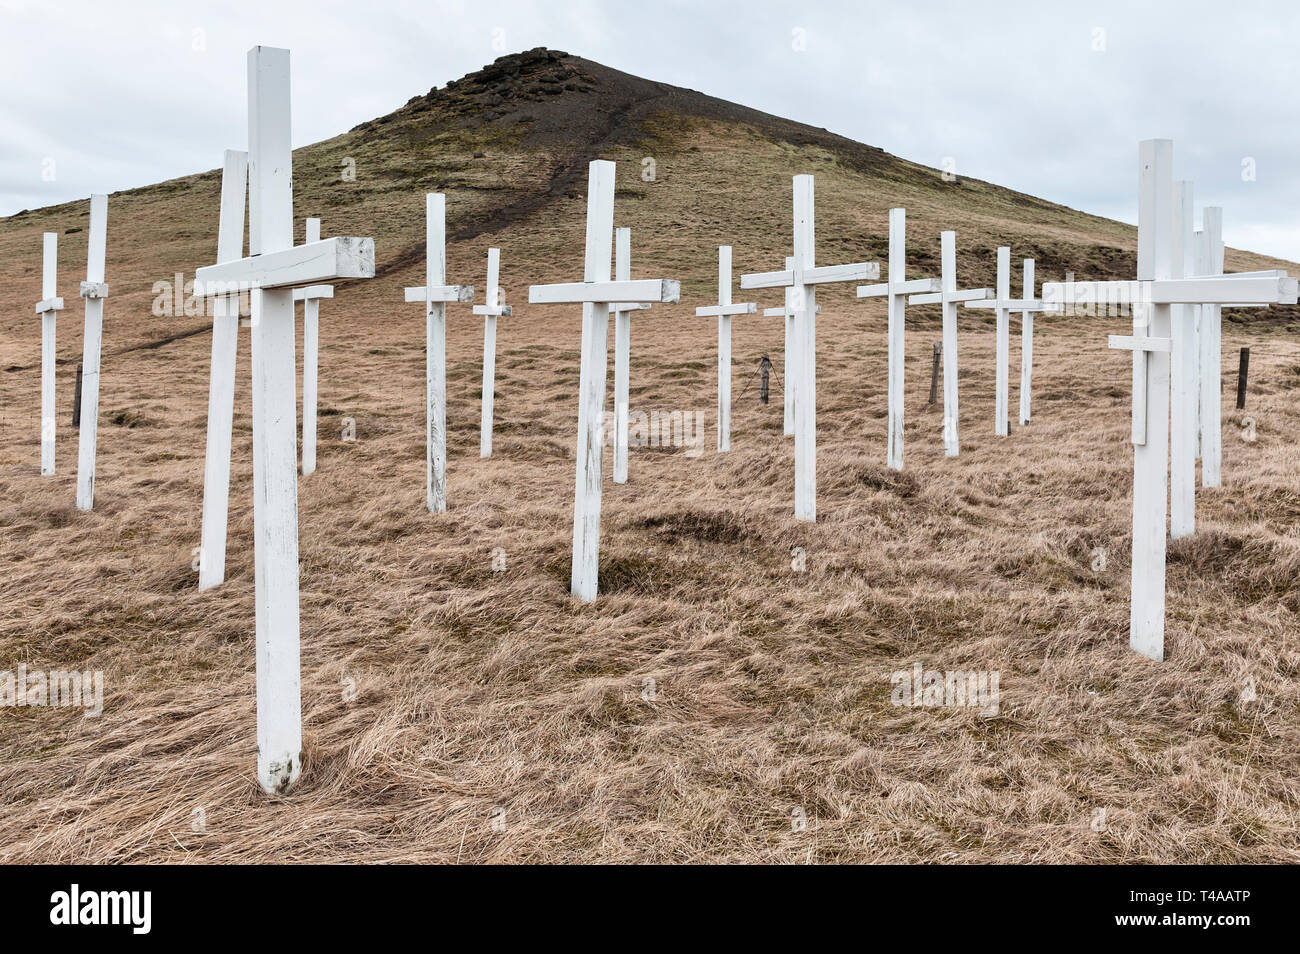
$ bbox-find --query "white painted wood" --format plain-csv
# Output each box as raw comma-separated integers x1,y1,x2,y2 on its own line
405,284,474,303
1169,181,1197,540
1200,207,1224,488
75,193,108,510
293,285,333,301
528,162,676,600
612,228,633,483
758,257,823,437
300,217,323,477
1041,275,1295,306
478,247,507,458
741,260,879,289
425,193,449,513
693,247,757,453
37,232,61,476
528,278,679,304
994,247,1010,436
196,236,372,291
1019,259,1035,426
198,148,248,591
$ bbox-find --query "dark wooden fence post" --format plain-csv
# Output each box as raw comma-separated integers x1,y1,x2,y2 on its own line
759,354,771,405
928,342,941,405
1237,346,1250,410
72,362,83,426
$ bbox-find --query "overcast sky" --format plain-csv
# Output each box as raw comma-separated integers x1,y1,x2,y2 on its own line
2,0,1297,259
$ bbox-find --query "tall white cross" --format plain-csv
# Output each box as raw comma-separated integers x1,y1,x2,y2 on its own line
75,194,108,510
473,247,511,457
193,46,376,793
610,227,652,484
741,174,879,521
856,208,939,470
198,149,248,592
696,245,757,452
403,193,474,512
1018,259,1041,427
1041,139,1296,662
35,232,63,476
1196,207,1225,488
906,231,993,457
294,217,333,476
965,247,1057,436
528,159,679,601
761,255,819,438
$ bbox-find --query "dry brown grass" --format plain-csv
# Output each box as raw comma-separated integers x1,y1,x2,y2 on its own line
1,53,1298,863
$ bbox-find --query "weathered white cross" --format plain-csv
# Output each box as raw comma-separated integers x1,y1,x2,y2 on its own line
1040,138,1296,662
403,193,474,511
906,230,994,457
74,194,109,510
695,245,757,452
528,159,679,601
610,227,652,484
197,149,248,592
741,174,879,520
761,254,819,438
193,46,376,792
294,217,333,476
35,232,63,476
856,208,939,470
966,247,1058,436
473,247,511,457
1195,206,1225,488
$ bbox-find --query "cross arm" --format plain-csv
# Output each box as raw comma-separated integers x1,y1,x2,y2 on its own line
740,261,880,289
609,302,653,313
293,285,334,302
761,304,821,317
965,298,1061,312
908,287,994,305
406,285,474,303
196,236,374,294
472,304,513,317
1108,334,1171,352
35,297,65,314
856,277,940,298
695,302,758,318
79,282,109,299
1040,276,1298,306
528,278,679,305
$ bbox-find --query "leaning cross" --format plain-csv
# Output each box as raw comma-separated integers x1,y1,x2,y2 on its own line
294,217,334,476
609,227,652,484
403,193,474,511
965,247,1057,436
856,208,939,470
193,46,376,793
741,174,879,521
1040,138,1297,662
695,245,757,452
528,159,679,601
473,246,511,458
75,194,109,510
761,254,819,438
906,230,993,456
35,232,64,476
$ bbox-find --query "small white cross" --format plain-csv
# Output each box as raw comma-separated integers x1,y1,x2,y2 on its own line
695,245,757,453
472,247,511,458
294,217,333,476
34,231,64,476
609,227,653,485
762,255,819,438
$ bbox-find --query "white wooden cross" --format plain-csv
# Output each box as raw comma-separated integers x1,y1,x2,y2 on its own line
696,245,756,452
856,208,939,470
192,46,376,793
966,247,1058,436
473,246,511,457
610,227,652,484
198,149,248,592
1018,259,1040,427
35,232,63,476
403,193,474,512
906,230,993,457
1196,207,1225,488
528,159,679,601
741,174,879,521
761,255,819,438
73,194,109,510
294,217,333,476
1040,138,1297,662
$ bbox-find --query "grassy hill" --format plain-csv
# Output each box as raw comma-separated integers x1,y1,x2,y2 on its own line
1,48,1298,863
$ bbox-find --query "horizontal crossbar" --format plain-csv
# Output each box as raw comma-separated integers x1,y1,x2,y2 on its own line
1041,276,1298,306
472,304,513,317
196,237,375,292
907,287,995,305
293,285,334,301
34,297,65,314
965,298,1060,312
695,302,758,318
1108,334,1171,353
528,278,680,305
405,285,474,303
761,305,821,317
740,261,880,289
856,277,940,298
79,281,109,299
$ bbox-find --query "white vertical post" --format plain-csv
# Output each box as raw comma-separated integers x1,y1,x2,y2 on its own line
940,232,960,457
75,194,108,511
1169,181,1197,540
792,175,817,521
782,255,795,437
613,228,632,482
717,245,733,452
1200,207,1224,487
198,149,248,590
571,161,615,600
247,45,302,793
480,247,501,458
994,246,1011,437
426,193,448,512
1018,259,1034,426
1130,139,1174,662
40,233,58,475
301,217,321,475
886,208,906,470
